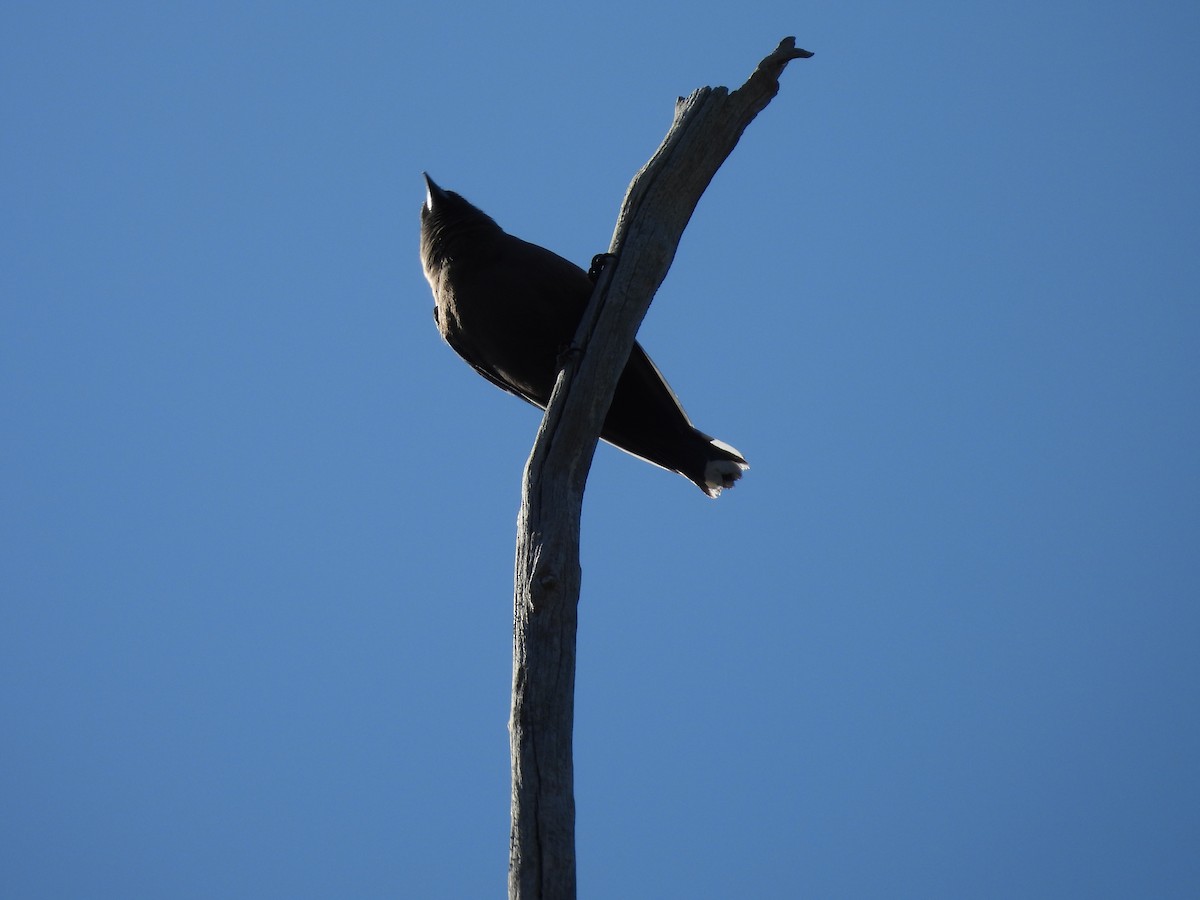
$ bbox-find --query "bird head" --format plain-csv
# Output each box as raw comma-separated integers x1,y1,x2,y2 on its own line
419,173,501,273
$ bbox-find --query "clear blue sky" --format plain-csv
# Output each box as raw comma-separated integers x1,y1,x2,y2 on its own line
3,3,1198,898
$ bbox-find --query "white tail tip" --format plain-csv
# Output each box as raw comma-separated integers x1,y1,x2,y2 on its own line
703,458,750,498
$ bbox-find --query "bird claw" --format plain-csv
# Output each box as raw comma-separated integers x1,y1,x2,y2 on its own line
556,343,584,369
587,253,617,283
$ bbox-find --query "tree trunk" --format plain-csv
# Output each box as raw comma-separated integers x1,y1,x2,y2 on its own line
508,38,812,900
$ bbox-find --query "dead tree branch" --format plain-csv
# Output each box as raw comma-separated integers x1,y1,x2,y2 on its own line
509,37,812,900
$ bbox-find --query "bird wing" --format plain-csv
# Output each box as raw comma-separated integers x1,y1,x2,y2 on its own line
433,305,543,405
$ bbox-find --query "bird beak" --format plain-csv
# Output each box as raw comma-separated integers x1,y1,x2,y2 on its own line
422,172,445,212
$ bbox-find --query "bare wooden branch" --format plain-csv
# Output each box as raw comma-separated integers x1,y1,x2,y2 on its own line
509,37,811,900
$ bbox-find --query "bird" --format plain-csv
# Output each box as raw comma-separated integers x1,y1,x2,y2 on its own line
419,173,748,497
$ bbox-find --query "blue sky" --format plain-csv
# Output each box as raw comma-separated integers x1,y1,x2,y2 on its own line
3,2,1198,897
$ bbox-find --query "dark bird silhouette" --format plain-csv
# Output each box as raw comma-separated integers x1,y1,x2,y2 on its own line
419,174,748,497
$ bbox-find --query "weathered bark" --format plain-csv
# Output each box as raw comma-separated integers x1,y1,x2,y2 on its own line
509,38,812,900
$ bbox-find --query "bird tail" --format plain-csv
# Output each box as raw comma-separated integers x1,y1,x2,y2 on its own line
697,436,749,498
